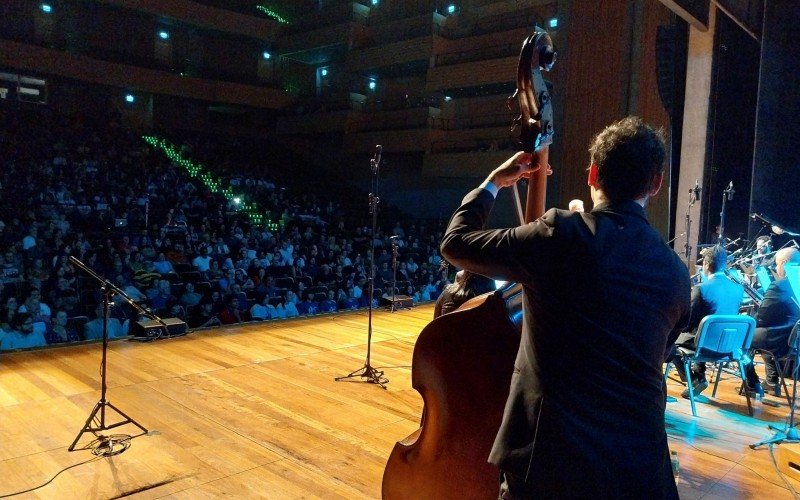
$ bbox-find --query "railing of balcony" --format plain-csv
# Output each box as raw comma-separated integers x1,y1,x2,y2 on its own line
354,17,441,49
430,113,511,130
439,6,549,39
429,137,518,154
433,42,519,67
1,34,280,88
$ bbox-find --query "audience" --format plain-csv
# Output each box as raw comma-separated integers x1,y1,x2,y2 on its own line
0,106,450,351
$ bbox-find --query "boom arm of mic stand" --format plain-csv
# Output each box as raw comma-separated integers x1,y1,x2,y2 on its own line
69,256,170,333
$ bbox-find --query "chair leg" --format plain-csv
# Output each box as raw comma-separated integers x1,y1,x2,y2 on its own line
664,360,672,382
737,361,753,416
773,358,793,406
712,362,722,397
684,360,697,417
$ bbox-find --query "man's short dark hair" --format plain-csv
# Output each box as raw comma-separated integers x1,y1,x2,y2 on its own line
588,116,666,201
703,245,727,273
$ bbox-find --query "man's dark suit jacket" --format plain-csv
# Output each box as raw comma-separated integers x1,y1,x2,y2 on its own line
441,188,690,498
674,271,744,347
752,277,800,353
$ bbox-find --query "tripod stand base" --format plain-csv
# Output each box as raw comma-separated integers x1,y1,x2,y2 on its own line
335,363,388,389
750,425,800,449
68,399,148,452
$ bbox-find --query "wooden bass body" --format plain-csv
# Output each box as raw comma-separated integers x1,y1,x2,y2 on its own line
382,284,522,499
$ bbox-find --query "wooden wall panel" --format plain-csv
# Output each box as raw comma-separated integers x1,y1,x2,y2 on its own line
555,0,673,237
637,0,675,236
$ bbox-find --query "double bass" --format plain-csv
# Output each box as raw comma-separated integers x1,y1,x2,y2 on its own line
382,31,556,499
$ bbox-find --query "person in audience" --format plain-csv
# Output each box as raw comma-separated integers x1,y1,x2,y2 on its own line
179,282,203,308
46,310,81,345
192,246,212,274
115,274,147,303
134,260,161,290
190,300,221,328
153,252,176,275
147,279,175,315
1,313,47,350
297,291,318,316
49,277,79,316
218,295,248,324
234,268,255,292
319,290,338,313
84,303,129,340
341,288,359,310
250,296,273,321
283,296,299,318
169,303,187,322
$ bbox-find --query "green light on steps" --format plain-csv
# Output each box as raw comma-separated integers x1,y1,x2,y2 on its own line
256,4,289,24
142,135,280,231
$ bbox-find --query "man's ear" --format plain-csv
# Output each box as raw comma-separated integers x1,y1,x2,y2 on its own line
587,164,599,187
649,172,664,196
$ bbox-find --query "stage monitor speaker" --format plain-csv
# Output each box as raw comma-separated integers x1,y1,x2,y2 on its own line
131,317,188,340
380,295,413,309
777,443,800,482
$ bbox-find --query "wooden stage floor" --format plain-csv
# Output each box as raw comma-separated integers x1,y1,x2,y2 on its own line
1,304,799,498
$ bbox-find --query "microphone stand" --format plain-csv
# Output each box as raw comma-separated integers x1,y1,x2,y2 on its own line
719,181,734,244
390,238,399,312
67,255,148,452
335,146,388,389
684,180,701,262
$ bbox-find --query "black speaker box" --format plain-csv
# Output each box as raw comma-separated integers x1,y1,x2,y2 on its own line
380,295,413,309
131,318,188,339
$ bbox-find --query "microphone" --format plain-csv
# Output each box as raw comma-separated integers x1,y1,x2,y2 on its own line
371,145,382,170
725,181,735,200
751,213,770,225
692,179,701,199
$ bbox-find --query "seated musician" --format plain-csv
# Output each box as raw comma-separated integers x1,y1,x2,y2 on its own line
744,247,800,396
669,245,743,398
432,269,495,319
441,117,690,499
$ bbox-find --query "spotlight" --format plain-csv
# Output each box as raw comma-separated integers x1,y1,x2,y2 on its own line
262,51,271,59
125,94,135,104
368,80,376,90
321,68,328,77
158,30,169,40
40,3,52,13
447,4,456,14
443,96,452,102
548,18,558,29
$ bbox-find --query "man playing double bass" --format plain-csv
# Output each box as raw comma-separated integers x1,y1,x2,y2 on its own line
440,117,690,499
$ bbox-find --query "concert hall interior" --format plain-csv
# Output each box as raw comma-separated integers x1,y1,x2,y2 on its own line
1,0,799,498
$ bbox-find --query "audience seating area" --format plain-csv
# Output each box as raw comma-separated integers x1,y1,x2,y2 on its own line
0,105,452,350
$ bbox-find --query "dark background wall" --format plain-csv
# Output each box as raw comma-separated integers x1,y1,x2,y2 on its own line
699,11,759,245
749,0,800,238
